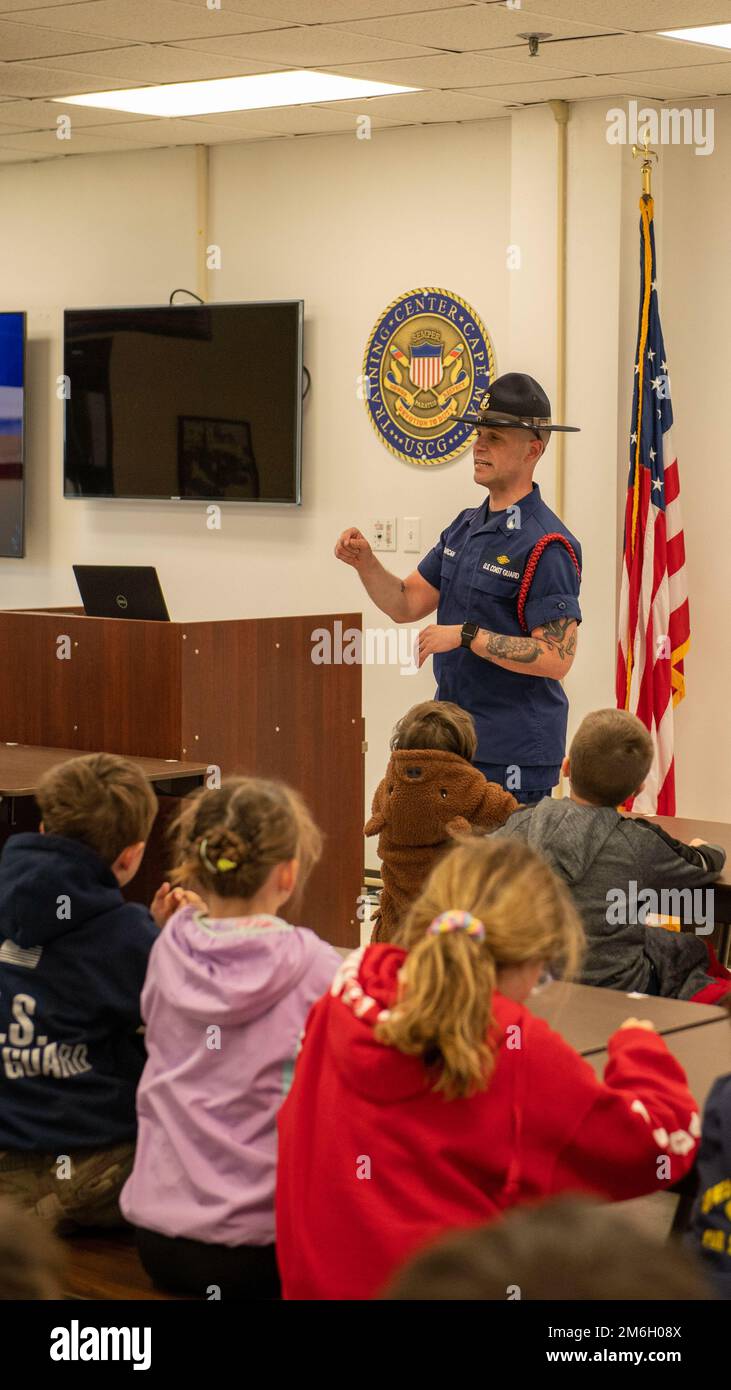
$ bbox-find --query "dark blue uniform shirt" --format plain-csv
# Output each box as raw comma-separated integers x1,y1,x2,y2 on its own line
417,483,582,789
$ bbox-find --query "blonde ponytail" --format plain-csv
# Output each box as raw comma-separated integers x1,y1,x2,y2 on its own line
375,836,584,1099
377,928,497,1098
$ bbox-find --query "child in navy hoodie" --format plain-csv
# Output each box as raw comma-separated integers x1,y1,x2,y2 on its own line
0,752,191,1232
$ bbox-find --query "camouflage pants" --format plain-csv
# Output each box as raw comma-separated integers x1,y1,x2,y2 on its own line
0,1142,135,1234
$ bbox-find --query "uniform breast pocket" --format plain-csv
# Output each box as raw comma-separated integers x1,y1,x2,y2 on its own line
440,556,458,590
472,565,521,601
469,564,522,624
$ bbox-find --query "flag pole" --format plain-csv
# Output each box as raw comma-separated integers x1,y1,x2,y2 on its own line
631,128,658,197
617,129,687,814
622,131,659,707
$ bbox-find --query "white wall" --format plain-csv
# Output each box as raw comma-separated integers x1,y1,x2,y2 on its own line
659,98,731,819
0,104,725,829
0,122,514,838
209,121,513,838
0,146,198,606
564,99,624,738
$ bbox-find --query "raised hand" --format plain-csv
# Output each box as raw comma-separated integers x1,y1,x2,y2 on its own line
334,527,373,568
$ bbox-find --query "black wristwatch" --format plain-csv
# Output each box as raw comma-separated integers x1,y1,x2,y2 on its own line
460,621,479,650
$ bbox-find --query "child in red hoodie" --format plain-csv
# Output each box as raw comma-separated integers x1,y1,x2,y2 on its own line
276,836,701,1300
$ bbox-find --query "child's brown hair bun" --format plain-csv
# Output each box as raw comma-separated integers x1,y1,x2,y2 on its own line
170,777,323,913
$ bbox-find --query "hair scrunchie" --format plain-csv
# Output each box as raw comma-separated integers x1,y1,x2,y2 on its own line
199,837,239,874
427,909,486,941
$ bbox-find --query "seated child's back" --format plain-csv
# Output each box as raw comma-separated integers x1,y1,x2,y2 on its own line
366,701,517,942
276,837,701,1300
0,753,164,1229
495,709,726,999
686,1001,731,1299
121,777,342,1300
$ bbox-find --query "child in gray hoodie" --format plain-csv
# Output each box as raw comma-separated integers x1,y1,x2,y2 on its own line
495,709,728,1001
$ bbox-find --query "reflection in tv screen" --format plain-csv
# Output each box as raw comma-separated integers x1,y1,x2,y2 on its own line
0,311,25,559
64,301,303,504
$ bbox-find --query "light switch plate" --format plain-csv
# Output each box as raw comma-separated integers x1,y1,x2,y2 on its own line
403,517,421,552
371,518,397,551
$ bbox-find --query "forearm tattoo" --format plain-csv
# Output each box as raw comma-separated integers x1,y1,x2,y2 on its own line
539,617,577,660
483,617,577,666
484,633,543,664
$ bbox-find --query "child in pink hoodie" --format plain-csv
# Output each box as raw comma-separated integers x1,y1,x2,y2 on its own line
120,778,341,1299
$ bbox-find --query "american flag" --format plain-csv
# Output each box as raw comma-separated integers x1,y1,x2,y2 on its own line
616,194,690,815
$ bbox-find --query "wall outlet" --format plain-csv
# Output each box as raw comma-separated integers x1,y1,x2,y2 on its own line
371,518,396,551
403,517,421,552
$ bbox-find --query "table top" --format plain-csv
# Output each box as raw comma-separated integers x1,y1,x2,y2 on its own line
335,951,729,1107
0,743,208,796
588,1018,731,1112
624,813,731,888
527,979,725,1054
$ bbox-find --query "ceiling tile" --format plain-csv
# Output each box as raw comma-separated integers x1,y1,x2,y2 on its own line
159,0,287,8
0,118,275,156
80,116,276,144
0,146,55,162
6,0,288,41
314,87,508,123
516,0,731,32
205,0,476,20
0,95,159,127
0,127,150,153
0,17,129,58
172,24,437,66
317,51,585,88
602,63,731,95
338,4,611,51
33,45,287,81
190,101,402,134
508,32,731,75
0,60,137,97
0,0,97,10
462,75,694,104
160,0,292,8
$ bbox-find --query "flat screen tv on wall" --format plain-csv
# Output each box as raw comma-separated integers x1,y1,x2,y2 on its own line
63,300,304,504
0,311,26,558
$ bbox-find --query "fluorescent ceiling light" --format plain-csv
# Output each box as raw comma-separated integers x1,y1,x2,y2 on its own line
659,23,731,50
53,70,419,118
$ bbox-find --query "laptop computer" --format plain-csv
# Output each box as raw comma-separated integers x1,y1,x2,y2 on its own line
73,565,171,621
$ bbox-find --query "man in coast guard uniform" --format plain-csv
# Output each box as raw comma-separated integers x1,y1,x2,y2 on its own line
335,373,582,805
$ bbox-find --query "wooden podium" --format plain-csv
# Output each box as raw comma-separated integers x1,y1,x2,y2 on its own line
0,608,364,946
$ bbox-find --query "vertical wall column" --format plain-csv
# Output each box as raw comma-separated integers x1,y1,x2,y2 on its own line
565,100,626,728
506,105,560,508
195,143,210,303
506,100,629,730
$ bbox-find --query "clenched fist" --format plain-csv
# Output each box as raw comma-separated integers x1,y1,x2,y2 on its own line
334,527,373,568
